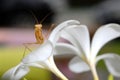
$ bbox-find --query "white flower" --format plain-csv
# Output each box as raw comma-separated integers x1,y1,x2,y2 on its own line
22,41,69,80
22,20,80,80
1,62,29,80
2,20,80,80
54,22,120,80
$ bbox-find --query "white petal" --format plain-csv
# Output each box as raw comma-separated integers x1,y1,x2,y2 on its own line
28,54,68,80
2,63,29,80
48,20,80,45
59,26,84,58
91,24,120,60
55,43,79,55
22,44,68,79
2,66,19,80
22,41,53,63
60,26,80,48
96,53,120,77
69,56,90,73
61,25,90,59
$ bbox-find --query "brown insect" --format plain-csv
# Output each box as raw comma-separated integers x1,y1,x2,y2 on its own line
22,12,55,58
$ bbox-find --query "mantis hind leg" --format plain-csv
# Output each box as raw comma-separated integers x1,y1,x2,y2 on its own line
21,43,35,60
22,42,40,60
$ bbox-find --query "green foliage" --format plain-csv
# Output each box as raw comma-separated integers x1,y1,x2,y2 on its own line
0,47,51,80
97,40,120,69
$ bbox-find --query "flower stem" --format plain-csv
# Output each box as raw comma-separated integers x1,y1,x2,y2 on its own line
90,64,99,80
46,56,68,80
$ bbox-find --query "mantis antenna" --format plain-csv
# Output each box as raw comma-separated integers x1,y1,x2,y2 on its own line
29,11,39,24
40,12,53,24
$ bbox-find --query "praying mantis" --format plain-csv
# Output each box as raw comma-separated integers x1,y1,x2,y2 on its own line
23,11,55,57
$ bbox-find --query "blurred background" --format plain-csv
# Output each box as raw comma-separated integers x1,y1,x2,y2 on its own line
0,0,120,80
